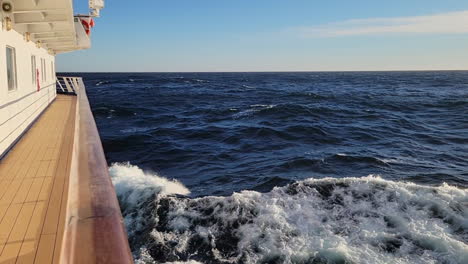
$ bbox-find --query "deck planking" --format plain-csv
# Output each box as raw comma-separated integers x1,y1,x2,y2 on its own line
0,95,76,264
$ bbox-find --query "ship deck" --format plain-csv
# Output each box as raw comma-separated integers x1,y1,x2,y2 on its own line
0,95,76,264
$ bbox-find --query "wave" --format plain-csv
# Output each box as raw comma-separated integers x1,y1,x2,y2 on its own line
92,106,138,119
328,153,390,167
96,80,110,86
110,162,189,201
110,163,468,264
230,103,355,121
275,154,390,174
120,126,159,134
232,104,276,119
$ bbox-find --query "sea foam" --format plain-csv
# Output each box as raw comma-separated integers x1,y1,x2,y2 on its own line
109,163,468,264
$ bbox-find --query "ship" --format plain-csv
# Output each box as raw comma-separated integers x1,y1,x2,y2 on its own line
0,0,133,263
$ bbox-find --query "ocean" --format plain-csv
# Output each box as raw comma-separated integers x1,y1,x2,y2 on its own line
74,72,467,264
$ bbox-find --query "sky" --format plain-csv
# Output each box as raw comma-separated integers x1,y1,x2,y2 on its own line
57,0,468,72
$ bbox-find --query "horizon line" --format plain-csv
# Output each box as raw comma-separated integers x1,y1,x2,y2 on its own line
57,69,468,73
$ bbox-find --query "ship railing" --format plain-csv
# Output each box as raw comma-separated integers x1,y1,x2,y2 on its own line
59,78,134,263
56,76,82,95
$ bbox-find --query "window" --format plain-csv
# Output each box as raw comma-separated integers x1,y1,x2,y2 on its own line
51,62,54,80
31,55,36,86
40,59,43,82
40,58,45,83
6,46,17,91
44,59,47,82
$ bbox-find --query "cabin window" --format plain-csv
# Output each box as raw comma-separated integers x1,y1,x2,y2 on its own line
31,56,36,86
41,59,46,83
40,58,46,83
6,46,17,91
51,62,54,80
40,59,43,82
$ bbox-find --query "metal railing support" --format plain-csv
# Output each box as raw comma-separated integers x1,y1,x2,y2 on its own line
56,76,82,95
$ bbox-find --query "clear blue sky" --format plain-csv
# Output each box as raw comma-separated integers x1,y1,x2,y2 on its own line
58,0,468,72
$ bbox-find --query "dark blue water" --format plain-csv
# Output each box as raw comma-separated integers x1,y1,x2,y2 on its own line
70,72,467,263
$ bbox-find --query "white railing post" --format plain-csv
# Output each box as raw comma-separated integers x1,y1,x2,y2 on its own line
56,77,66,92
56,76,83,95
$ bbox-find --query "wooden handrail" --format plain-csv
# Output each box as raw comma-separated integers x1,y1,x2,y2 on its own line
60,79,134,263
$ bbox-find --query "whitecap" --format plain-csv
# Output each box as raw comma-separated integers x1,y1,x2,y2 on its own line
110,162,189,200
232,104,276,119
95,80,110,86
120,126,157,134
110,164,468,264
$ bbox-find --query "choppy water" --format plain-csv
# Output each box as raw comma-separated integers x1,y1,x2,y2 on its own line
74,72,467,263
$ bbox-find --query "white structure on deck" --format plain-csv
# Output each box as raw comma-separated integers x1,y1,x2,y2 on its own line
0,0,103,156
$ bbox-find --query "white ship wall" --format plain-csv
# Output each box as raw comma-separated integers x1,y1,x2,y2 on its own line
0,27,57,157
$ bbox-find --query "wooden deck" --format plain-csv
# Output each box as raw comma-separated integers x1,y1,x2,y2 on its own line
0,95,76,264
